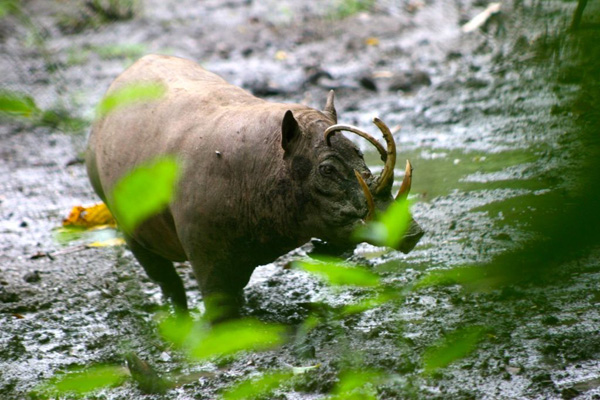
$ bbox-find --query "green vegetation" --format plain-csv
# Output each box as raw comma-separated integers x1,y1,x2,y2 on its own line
92,43,147,61
0,90,87,134
96,82,165,118
329,0,375,19
57,0,139,34
0,0,19,18
221,371,294,400
30,365,128,399
159,317,287,360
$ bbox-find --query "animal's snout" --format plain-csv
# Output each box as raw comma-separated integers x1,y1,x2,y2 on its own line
397,218,424,254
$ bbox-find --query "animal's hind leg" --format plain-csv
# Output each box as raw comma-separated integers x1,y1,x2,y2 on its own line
124,236,188,312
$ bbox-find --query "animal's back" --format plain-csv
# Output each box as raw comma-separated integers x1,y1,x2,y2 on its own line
86,54,300,262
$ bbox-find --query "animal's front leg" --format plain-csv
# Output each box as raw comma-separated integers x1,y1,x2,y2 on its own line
191,259,254,323
124,235,188,313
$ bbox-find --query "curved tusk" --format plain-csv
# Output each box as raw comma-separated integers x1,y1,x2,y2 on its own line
395,160,413,201
354,169,375,221
324,124,388,162
372,118,397,195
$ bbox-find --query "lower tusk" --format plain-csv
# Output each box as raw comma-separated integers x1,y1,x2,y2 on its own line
354,169,375,221
395,160,413,201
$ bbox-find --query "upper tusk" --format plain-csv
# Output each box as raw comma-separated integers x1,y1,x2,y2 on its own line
354,169,375,221
395,160,413,201
372,118,397,195
324,124,388,162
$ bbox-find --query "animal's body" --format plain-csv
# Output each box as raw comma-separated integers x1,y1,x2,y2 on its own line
86,54,422,319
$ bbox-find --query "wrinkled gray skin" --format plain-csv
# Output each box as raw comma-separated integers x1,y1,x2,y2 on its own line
86,55,422,319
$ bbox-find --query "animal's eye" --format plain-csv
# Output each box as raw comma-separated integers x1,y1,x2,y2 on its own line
319,164,336,176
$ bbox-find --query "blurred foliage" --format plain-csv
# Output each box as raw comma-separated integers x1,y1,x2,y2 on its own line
0,89,87,134
30,365,128,399
57,0,139,34
93,43,147,60
354,197,411,248
0,0,19,19
110,156,179,234
96,82,165,119
0,89,37,118
330,369,383,400
295,257,381,287
221,371,293,400
158,315,287,361
330,0,375,19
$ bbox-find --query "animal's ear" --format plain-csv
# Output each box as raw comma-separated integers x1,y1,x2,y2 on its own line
281,110,300,153
323,90,337,123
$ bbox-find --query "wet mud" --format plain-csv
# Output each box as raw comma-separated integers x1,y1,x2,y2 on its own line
1,0,599,398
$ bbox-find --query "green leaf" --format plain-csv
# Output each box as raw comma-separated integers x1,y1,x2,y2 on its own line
157,312,196,348
190,319,286,360
331,369,382,400
422,325,487,374
96,82,165,118
295,257,380,287
354,198,411,248
0,0,19,18
159,317,286,361
221,371,292,400
33,365,128,398
0,90,40,118
110,156,180,234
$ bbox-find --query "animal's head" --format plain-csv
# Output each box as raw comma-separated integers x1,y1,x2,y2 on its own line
281,91,423,253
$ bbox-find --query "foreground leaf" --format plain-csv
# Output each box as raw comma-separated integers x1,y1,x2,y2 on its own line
159,316,286,361
110,156,180,234
295,257,380,287
221,371,292,400
354,198,411,248
422,325,487,374
96,82,165,118
0,90,40,118
413,265,504,292
331,369,383,400
32,364,128,398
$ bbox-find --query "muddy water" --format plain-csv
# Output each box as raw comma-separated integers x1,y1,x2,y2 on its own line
2,0,599,399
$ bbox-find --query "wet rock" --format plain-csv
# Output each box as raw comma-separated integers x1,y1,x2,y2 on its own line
303,67,333,86
542,315,560,326
241,47,254,58
23,270,41,283
465,77,489,89
294,343,316,359
388,70,431,93
358,75,377,92
447,50,462,60
560,387,581,400
0,289,19,303
0,336,26,360
245,79,287,96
